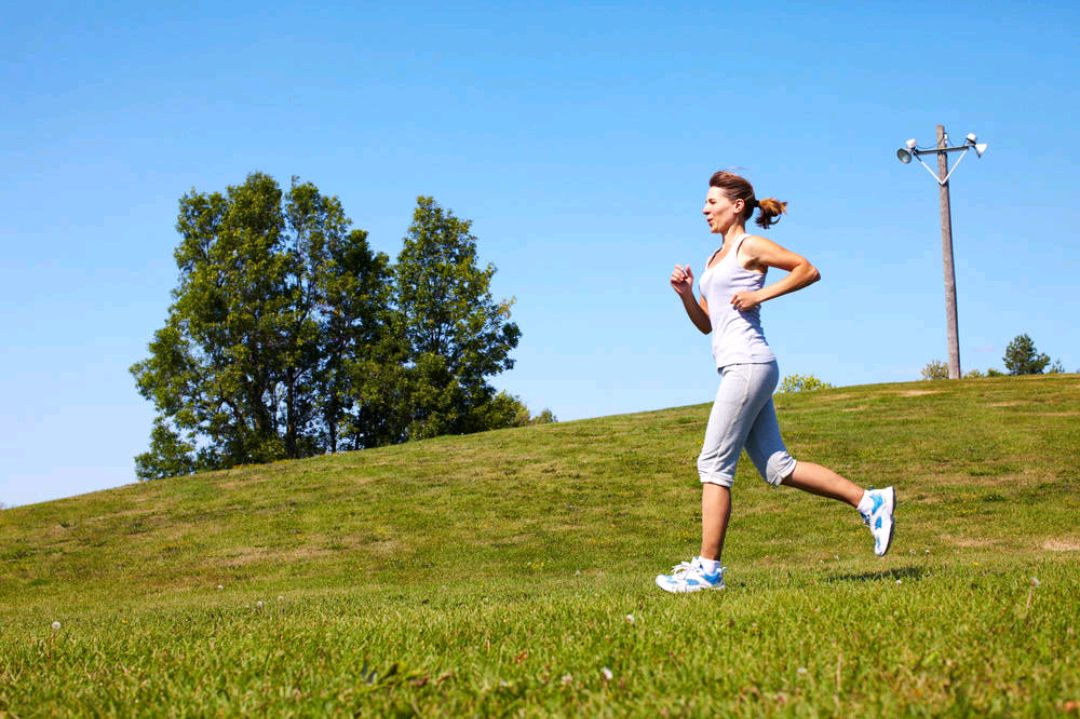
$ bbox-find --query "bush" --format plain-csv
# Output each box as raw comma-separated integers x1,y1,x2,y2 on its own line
986,368,1005,377
531,409,557,425
473,392,557,428
921,360,949,380
778,374,833,393
964,368,984,379
1047,359,1066,375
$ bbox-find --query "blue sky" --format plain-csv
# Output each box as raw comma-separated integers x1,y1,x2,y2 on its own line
2,1,1077,507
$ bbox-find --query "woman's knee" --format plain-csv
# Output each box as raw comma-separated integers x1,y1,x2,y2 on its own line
757,451,795,486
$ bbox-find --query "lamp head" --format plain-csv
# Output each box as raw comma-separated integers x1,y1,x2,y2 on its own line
896,147,913,164
966,132,977,144
974,143,988,158
905,138,918,149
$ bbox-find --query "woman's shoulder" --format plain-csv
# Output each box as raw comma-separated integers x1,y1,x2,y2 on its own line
738,233,784,255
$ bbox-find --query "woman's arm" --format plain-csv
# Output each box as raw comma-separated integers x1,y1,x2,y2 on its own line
671,264,712,334
729,237,821,311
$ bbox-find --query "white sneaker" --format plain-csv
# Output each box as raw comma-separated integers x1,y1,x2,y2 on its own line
861,487,896,557
655,558,726,593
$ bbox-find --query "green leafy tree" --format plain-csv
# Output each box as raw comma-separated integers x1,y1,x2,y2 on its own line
921,360,950,381
131,173,393,479
286,181,396,453
1003,334,1050,376
1047,359,1066,375
394,197,521,439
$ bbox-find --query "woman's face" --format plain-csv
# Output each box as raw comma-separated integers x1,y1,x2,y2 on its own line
702,187,744,234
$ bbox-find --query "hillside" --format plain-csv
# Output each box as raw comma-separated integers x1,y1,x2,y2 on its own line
1,375,1077,716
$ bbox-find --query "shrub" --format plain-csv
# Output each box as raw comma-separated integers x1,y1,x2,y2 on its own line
779,374,833,393
531,409,557,425
921,360,950,380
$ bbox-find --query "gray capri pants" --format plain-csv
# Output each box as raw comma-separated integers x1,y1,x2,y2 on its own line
697,360,797,487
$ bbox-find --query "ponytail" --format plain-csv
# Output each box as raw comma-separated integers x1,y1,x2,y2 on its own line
754,197,788,229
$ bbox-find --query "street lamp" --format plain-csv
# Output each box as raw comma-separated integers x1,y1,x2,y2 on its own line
896,125,988,380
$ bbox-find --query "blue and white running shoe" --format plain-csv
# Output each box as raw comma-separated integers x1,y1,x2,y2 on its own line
861,486,896,557
655,557,726,593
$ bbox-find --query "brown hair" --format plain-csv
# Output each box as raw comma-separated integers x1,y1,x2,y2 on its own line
709,170,788,229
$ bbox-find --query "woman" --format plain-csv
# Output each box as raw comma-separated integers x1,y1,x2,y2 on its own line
655,171,895,594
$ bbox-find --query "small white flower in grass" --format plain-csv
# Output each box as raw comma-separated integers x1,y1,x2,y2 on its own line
216,585,224,591
1031,577,1040,587
896,579,902,585
256,601,264,608
51,621,61,631
277,595,284,601
625,614,635,625
561,674,573,685
601,667,613,681
797,667,807,675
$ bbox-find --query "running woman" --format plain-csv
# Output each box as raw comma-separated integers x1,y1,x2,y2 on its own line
656,171,895,594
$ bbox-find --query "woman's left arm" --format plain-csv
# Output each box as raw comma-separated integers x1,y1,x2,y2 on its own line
730,235,821,311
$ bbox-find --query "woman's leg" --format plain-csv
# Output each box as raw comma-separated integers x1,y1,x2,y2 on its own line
740,364,864,506
696,363,776,561
780,462,863,507
739,363,895,556
700,483,731,560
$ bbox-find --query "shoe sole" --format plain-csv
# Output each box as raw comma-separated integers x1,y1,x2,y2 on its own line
878,487,896,557
655,576,726,593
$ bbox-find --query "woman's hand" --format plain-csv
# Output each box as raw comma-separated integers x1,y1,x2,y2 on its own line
670,264,694,296
730,291,762,312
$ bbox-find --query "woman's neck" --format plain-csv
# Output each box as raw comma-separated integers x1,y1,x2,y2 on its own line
722,223,748,247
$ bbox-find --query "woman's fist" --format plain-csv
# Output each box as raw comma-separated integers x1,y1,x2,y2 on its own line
670,264,694,296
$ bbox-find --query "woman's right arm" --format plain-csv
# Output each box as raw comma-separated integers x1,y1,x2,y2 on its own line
670,264,712,334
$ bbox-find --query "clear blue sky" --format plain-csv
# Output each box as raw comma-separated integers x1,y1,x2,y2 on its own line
2,1,1077,507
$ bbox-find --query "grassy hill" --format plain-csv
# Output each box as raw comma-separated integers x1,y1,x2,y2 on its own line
2,375,1077,716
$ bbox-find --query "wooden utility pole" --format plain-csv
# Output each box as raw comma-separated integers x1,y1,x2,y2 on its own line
936,124,961,379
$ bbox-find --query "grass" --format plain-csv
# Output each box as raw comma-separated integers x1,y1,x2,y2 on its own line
1,375,1077,716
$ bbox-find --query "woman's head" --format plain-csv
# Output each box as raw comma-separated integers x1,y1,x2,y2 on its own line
706,171,787,231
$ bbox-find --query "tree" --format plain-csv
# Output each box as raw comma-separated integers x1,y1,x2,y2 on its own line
1003,334,1050,376
920,360,949,381
287,181,397,453
1047,359,1066,375
394,197,521,439
131,173,393,479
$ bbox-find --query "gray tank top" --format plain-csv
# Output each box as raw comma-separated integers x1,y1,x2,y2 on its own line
699,233,776,368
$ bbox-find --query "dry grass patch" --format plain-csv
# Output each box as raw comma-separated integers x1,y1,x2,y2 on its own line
942,534,996,548
1042,539,1080,552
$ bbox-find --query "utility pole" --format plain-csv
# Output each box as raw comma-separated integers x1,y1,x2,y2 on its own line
936,125,960,379
896,127,987,379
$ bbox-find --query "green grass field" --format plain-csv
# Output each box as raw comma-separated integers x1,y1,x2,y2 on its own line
2,375,1077,717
